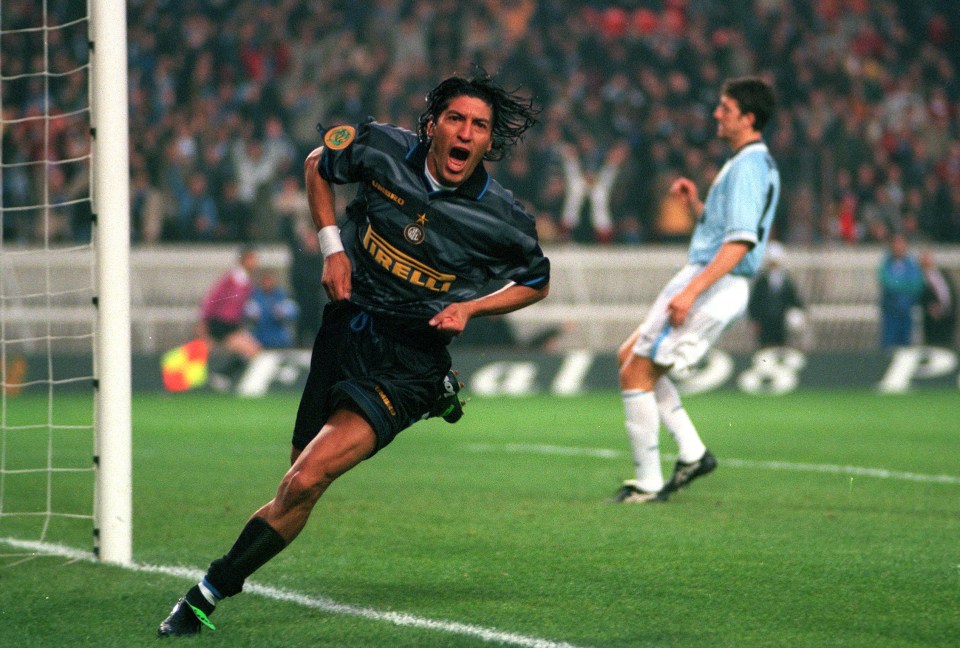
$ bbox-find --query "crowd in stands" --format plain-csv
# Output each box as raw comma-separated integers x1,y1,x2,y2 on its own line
5,0,960,247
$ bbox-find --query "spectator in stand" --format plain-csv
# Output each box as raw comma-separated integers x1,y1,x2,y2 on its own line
245,269,300,349
130,166,165,244
497,147,540,215
531,173,566,244
557,137,631,243
217,180,255,242
878,233,925,348
199,247,262,388
919,249,957,348
232,137,285,240
176,171,222,242
748,241,805,348
40,165,76,242
15,1,960,247
272,176,310,231
263,115,297,176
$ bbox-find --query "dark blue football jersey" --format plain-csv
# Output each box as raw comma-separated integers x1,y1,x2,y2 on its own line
317,120,550,336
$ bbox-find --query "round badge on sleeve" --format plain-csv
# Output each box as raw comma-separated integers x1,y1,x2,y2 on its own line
323,125,356,150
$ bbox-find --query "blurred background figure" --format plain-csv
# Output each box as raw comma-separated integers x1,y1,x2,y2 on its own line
130,166,165,244
175,171,222,242
919,249,957,348
878,233,925,348
199,247,262,389
232,138,285,241
748,241,806,349
282,215,326,347
245,269,300,349
557,138,631,244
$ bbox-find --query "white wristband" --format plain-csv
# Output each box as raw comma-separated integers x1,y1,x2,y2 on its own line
317,225,344,258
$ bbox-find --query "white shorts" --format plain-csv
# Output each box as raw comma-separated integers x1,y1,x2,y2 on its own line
631,264,749,372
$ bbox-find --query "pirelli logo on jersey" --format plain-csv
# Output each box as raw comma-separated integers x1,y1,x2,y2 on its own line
362,225,455,292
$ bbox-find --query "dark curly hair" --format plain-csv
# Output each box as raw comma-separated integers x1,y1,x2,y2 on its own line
417,71,539,161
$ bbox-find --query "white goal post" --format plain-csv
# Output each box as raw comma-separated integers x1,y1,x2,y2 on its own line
90,0,132,565
0,0,132,565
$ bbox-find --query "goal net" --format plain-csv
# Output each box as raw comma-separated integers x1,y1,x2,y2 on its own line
0,0,130,564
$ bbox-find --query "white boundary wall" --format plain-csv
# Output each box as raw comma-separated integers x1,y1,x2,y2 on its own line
4,244,959,354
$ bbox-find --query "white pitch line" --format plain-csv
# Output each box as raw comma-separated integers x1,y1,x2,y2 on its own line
0,537,586,648
466,443,960,485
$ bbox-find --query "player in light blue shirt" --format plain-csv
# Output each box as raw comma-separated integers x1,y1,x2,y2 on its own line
611,77,781,504
688,139,780,277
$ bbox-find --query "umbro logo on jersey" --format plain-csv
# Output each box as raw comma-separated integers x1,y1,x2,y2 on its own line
371,179,405,206
369,181,433,246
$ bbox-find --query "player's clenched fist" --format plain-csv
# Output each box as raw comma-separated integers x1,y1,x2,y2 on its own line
669,177,703,216
321,251,352,302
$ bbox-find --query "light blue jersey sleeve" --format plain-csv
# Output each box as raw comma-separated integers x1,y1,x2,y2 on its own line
688,142,780,277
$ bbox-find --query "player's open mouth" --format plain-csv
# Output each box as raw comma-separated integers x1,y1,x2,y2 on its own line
445,146,471,174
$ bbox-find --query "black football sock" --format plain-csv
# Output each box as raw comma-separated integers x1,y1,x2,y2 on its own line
183,584,216,617
204,517,287,598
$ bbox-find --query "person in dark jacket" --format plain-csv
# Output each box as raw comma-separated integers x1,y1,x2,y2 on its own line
748,241,805,347
919,248,957,347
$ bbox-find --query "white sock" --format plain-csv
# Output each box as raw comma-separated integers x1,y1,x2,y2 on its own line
654,376,706,463
198,580,219,607
622,389,663,492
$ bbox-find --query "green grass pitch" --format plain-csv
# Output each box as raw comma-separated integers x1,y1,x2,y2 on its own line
1,389,958,647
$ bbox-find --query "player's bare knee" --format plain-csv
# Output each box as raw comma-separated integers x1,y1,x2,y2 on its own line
618,359,638,390
620,355,657,391
280,467,332,510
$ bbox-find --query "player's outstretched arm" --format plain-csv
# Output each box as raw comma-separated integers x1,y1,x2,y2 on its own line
429,282,549,337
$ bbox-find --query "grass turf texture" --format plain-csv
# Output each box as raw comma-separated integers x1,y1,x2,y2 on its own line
1,390,957,647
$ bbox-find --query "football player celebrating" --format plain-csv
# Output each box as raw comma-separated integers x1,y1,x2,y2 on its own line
158,72,549,636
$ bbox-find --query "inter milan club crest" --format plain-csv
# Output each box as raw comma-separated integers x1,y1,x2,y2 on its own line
404,213,428,245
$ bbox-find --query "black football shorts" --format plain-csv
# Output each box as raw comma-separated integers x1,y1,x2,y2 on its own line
291,301,451,455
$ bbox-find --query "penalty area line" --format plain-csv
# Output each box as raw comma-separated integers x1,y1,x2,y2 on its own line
0,536,586,648
466,443,960,485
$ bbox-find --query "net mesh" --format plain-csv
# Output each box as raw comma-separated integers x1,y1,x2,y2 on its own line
0,0,97,557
